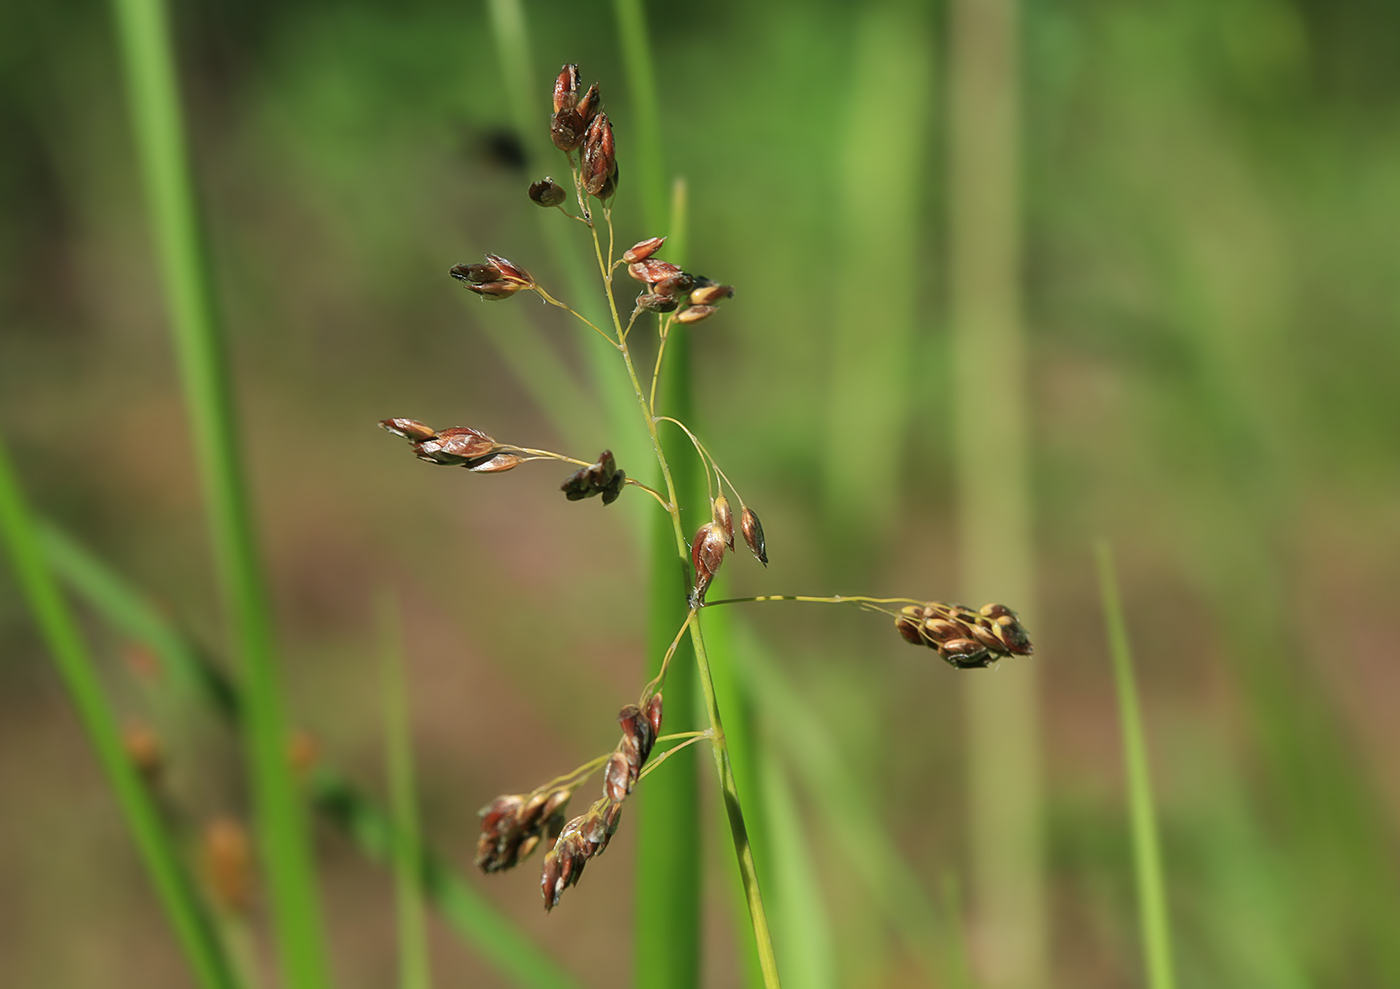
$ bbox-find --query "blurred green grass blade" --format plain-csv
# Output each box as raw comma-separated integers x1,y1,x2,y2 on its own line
1095,542,1177,989
312,773,582,989
381,596,432,989
734,621,943,981
939,875,977,989
38,522,241,722
37,520,578,988
106,0,330,984
699,609,766,989
757,743,834,989
612,0,667,230
633,176,705,989
0,441,239,989
822,2,931,546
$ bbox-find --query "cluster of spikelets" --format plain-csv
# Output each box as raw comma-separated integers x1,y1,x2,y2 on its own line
621,235,734,324
375,61,1035,916
894,601,1034,668
474,697,663,910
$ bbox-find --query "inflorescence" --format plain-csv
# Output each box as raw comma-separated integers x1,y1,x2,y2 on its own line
378,63,1033,913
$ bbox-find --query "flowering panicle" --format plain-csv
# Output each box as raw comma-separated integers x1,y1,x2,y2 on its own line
378,59,1033,934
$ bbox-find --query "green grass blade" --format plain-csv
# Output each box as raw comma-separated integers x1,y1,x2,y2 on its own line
313,773,582,989
757,744,834,989
736,622,943,981
38,520,579,987
822,2,932,545
381,596,432,989
105,0,330,984
0,441,239,989
1095,542,1177,989
612,0,667,230
38,522,241,722
631,176,706,989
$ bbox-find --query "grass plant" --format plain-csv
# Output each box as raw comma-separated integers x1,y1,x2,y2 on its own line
381,61,1036,989
9,3,1394,988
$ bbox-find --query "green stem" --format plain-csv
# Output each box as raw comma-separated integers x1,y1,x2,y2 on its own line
105,0,329,984
614,338,782,988
0,441,239,989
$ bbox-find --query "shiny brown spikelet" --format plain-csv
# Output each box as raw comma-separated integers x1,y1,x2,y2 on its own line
894,601,1033,669
476,788,573,873
690,522,728,606
379,419,525,473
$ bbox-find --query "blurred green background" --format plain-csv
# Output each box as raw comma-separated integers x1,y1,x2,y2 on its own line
3,0,1399,986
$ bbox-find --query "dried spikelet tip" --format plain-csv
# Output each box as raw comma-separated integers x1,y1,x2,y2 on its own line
893,601,1033,669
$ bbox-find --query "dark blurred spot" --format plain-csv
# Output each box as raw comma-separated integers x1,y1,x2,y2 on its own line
476,128,529,173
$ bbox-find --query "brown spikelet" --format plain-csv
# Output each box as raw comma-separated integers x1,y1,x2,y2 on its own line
623,237,666,263
561,450,626,505
449,256,533,300
581,112,617,198
476,787,573,873
676,305,718,324
712,495,735,550
529,177,567,207
740,507,768,566
893,601,1033,668
690,522,728,607
380,420,527,473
